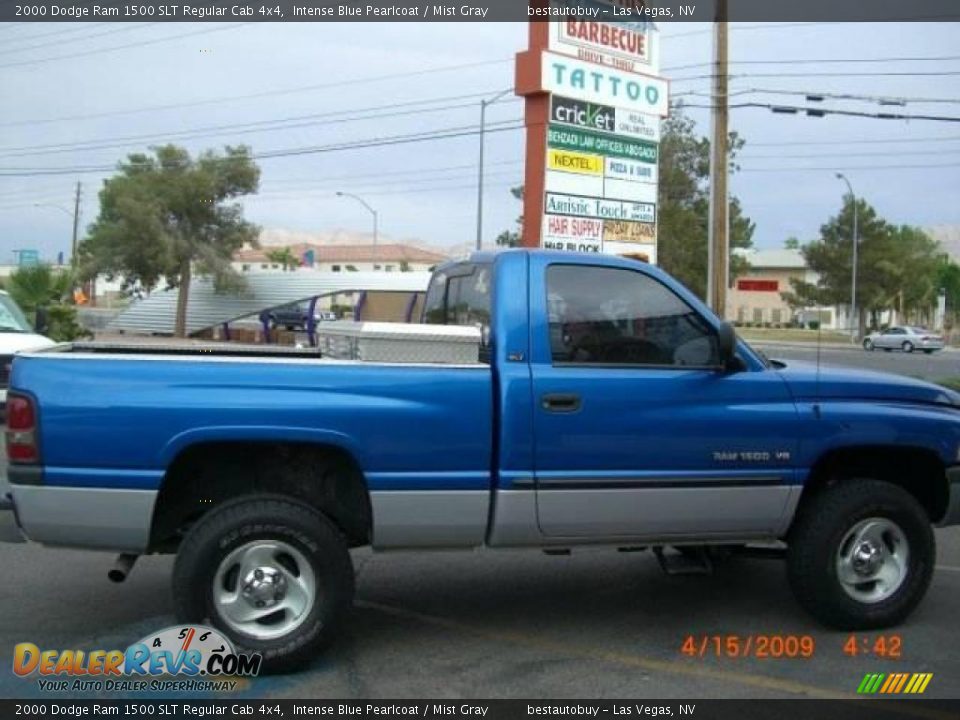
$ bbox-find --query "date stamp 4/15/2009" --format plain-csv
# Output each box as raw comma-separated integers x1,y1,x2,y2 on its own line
680,634,904,660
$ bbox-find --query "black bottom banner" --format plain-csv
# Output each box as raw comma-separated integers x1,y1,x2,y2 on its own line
4,700,959,720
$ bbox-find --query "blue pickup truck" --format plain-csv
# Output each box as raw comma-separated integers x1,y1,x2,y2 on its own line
3,249,959,670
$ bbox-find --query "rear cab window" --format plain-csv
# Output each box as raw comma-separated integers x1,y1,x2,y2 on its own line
422,262,492,363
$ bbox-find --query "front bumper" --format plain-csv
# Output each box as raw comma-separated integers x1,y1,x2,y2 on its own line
0,492,26,543
939,467,960,527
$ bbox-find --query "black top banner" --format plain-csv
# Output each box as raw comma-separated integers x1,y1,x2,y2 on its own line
3,700,960,720
1,0,959,23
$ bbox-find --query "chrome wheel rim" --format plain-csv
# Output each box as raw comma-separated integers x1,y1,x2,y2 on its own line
836,517,909,603
213,540,317,640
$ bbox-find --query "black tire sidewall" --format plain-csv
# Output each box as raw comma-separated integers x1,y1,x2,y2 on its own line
903,342,914,353
863,340,873,351
172,495,354,672
788,481,935,629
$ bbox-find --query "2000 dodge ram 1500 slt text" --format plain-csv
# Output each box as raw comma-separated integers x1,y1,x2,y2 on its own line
2,250,960,670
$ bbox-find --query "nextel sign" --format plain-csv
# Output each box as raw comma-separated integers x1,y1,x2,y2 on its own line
551,95,615,133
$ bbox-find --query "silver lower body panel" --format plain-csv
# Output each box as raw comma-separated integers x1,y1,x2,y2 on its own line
370,490,488,549
10,485,157,552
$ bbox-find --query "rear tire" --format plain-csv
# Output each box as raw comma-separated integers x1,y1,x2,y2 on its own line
902,341,914,353
172,494,355,673
787,480,934,629
863,339,874,351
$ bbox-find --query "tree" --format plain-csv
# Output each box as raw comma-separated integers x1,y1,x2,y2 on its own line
784,237,800,250
655,109,754,297
7,263,75,314
81,144,260,337
782,196,941,334
265,246,300,271
495,186,524,248
6,264,89,341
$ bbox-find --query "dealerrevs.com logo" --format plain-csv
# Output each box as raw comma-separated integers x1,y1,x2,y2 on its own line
13,625,261,693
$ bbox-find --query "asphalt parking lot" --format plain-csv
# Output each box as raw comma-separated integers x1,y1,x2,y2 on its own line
2,347,959,701
1,532,959,700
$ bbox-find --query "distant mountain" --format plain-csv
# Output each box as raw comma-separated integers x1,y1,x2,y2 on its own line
927,225,960,262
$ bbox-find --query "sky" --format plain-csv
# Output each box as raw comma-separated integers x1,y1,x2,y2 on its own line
0,20,958,265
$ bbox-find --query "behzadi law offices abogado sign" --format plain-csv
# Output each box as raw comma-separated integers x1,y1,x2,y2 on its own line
515,0,667,263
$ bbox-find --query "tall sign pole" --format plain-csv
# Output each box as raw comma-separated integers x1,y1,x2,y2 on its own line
707,0,729,316
515,9,550,249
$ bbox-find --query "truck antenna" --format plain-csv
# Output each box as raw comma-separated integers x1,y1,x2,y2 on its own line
814,315,822,419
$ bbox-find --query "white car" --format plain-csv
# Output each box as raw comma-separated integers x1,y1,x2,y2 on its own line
863,326,945,354
0,290,55,406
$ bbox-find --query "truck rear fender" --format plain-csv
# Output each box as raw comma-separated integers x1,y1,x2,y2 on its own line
150,434,371,552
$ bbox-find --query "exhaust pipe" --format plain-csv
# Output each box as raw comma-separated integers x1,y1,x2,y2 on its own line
108,553,139,583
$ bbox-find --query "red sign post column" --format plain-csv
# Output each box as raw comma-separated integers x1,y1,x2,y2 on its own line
514,6,550,249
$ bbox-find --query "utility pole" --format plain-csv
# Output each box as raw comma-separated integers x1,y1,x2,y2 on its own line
836,173,858,340
707,0,729,317
71,181,81,267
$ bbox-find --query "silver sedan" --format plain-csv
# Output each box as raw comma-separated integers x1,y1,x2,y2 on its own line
863,326,945,354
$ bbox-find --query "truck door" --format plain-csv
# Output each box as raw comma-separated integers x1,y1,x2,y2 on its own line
529,257,800,540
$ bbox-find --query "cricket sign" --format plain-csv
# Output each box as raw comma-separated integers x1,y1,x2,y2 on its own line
551,95,615,132
543,214,603,253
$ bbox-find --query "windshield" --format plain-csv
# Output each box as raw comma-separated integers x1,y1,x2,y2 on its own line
0,294,33,333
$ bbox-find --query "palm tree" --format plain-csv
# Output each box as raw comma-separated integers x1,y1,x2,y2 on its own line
7,264,75,315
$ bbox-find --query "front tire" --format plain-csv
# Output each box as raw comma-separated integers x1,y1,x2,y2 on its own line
787,480,934,629
172,495,355,672
902,341,914,353
863,339,874,351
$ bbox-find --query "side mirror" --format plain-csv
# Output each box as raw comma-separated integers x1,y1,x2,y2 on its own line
717,321,738,371
34,306,49,336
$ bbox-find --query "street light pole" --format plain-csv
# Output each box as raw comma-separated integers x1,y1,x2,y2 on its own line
476,89,511,252
336,191,378,264
836,173,859,340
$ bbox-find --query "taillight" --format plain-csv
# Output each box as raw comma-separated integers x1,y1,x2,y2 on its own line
6,393,38,464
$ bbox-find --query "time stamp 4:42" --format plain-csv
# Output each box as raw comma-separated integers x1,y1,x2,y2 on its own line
679,634,903,659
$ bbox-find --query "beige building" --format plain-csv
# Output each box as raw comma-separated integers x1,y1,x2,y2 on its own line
233,243,448,274
727,248,847,330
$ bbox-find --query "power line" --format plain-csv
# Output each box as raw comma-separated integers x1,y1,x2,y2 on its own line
673,70,960,83
746,135,960,147
0,121,525,177
0,22,111,43
739,162,960,172
678,87,960,105
0,23,253,70
0,23,162,56
740,148,960,160
0,59,513,128
682,102,960,122
0,92,522,158
664,55,960,73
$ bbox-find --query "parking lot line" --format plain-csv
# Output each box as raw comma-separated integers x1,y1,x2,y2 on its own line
935,565,960,572
357,599,843,699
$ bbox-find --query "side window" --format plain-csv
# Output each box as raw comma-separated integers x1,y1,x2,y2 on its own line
546,265,720,367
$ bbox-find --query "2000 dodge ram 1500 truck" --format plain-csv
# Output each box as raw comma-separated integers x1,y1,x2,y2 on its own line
3,249,960,670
